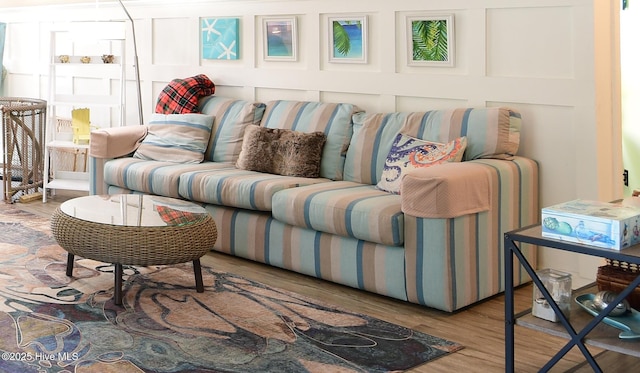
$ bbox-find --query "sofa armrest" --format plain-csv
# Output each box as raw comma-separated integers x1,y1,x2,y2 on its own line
403,157,538,311
89,125,147,195
401,162,491,218
89,125,148,159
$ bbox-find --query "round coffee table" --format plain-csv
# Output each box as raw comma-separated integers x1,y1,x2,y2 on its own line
50,194,217,305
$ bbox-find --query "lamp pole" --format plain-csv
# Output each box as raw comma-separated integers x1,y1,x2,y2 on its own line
117,0,143,125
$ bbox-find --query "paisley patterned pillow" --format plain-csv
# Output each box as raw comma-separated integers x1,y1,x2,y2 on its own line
377,134,467,194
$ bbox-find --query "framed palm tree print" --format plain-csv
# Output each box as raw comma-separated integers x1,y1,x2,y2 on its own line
329,16,367,64
407,14,454,67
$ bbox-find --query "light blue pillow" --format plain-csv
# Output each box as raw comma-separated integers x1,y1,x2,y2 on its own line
133,113,214,163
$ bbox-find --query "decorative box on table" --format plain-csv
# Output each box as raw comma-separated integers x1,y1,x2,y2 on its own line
541,199,640,250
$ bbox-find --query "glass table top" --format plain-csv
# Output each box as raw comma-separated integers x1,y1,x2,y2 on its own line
59,194,209,227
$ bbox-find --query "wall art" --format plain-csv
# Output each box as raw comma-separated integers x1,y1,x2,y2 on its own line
201,18,239,60
329,16,367,64
407,14,454,67
263,17,297,61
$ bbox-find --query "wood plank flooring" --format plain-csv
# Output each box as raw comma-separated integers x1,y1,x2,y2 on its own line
13,190,639,372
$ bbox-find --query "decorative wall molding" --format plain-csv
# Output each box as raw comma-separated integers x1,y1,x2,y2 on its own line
0,0,620,284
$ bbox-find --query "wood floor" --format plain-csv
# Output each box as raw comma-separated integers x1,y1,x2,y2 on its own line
14,190,639,372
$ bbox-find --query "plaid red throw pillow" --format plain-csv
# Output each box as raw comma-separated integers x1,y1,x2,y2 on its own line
155,74,216,114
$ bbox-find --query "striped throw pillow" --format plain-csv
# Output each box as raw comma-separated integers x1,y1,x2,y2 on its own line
133,113,215,164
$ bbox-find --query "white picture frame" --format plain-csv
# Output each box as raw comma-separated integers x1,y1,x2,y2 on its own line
328,16,367,64
406,14,455,67
263,17,297,61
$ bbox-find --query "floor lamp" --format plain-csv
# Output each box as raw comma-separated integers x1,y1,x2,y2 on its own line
117,0,144,125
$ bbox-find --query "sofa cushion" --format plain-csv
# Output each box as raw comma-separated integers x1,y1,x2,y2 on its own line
271,181,403,246
178,168,331,211
155,74,216,114
236,125,326,178
260,100,363,181
377,134,467,194
104,158,234,198
344,108,521,184
133,113,214,164
198,96,266,163
344,111,404,185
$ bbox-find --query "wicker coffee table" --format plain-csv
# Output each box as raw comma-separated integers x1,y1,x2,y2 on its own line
50,194,217,305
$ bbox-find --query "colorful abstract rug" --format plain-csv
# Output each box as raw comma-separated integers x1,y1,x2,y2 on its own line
0,204,463,372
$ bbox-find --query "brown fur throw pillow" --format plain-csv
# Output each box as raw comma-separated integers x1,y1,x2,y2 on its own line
236,126,326,178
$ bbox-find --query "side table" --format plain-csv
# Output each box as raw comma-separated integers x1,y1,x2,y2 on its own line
505,224,640,372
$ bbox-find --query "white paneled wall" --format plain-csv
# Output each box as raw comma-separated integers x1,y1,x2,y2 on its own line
0,0,621,286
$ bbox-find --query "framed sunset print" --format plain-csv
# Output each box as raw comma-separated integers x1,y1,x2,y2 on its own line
263,17,297,61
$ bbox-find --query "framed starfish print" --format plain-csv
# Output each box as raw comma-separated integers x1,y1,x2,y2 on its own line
201,18,240,60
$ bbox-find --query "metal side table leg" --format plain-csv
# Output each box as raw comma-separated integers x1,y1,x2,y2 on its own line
505,235,515,373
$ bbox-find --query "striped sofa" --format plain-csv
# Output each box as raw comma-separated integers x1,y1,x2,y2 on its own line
89,96,538,312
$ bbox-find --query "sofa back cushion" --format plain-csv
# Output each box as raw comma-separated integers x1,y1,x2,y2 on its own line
260,100,362,181
344,107,521,185
198,96,266,163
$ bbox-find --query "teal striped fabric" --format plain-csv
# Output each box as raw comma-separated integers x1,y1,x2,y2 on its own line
261,100,363,181
89,156,108,195
90,102,538,312
204,204,409,303
103,158,234,198
405,157,538,310
178,168,332,211
345,108,521,185
199,157,537,311
345,112,410,185
198,96,266,163
133,113,214,164
271,181,403,246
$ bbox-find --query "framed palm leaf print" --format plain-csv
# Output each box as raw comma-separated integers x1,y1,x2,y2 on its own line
407,14,455,67
329,16,367,64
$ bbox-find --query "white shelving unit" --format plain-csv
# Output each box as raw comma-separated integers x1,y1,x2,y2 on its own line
44,21,126,202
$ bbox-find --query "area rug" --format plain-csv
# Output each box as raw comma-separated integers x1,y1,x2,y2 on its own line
0,204,463,372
